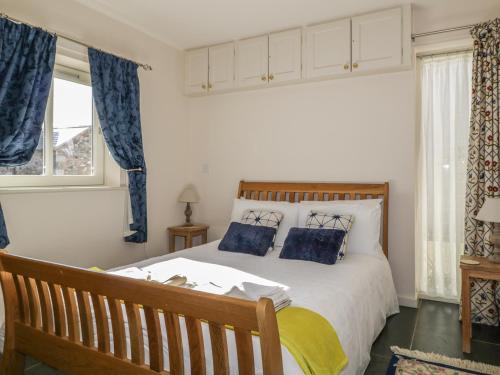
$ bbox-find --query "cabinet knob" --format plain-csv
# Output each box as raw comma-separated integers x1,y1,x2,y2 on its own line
208,83,213,89
261,75,267,81
201,83,207,89
269,74,274,81
353,63,359,69
344,64,350,70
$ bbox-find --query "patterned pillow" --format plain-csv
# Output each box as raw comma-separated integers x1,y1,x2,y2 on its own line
305,211,354,260
240,209,283,229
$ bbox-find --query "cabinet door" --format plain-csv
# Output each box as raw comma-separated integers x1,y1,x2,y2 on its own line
304,19,351,78
235,36,268,88
268,29,302,83
209,42,234,93
185,48,208,95
352,8,402,72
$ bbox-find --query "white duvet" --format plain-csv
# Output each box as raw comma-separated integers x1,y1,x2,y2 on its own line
110,240,399,375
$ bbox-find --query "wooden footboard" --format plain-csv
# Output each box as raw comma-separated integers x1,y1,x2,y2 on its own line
0,252,283,375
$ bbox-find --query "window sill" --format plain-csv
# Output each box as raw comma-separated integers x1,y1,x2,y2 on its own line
0,185,127,195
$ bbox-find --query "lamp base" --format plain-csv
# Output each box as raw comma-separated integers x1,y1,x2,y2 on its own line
184,202,193,227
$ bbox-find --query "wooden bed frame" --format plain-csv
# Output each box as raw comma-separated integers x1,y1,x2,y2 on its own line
0,181,389,375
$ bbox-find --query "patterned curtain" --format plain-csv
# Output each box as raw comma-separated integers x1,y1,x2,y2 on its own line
0,17,57,248
88,48,148,243
464,18,500,326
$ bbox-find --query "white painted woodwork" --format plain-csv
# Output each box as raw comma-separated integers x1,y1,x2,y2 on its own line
351,8,402,72
185,48,209,94
209,42,235,92
268,29,302,83
235,36,269,88
184,6,411,95
304,19,351,79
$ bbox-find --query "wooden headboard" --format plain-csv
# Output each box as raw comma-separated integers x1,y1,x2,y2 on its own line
237,181,389,257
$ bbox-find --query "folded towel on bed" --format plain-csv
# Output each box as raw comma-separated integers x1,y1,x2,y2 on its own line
276,307,348,375
225,282,291,311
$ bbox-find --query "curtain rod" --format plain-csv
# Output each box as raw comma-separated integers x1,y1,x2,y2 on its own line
0,12,153,71
412,24,475,41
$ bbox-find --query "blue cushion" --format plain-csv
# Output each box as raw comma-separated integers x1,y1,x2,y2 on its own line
219,222,276,256
279,227,346,265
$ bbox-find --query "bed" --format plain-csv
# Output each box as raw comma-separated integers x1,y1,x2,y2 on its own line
0,181,398,375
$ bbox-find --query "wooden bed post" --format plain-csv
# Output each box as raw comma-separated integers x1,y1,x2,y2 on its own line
257,298,284,375
0,253,25,375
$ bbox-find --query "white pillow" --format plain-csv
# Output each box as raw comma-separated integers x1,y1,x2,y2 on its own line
298,199,383,255
230,199,299,248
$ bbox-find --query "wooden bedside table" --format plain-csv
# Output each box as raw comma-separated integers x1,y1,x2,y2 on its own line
460,255,500,353
168,224,209,252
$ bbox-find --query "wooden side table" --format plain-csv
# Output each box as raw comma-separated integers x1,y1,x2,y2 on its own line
460,255,500,353
168,224,209,252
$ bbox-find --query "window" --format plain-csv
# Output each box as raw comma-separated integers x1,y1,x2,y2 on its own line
0,65,104,187
416,51,472,301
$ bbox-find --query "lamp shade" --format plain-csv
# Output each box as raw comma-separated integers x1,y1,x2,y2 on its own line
476,198,500,223
178,185,200,203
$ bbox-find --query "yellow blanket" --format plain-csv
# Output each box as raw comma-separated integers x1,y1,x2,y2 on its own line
277,306,348,375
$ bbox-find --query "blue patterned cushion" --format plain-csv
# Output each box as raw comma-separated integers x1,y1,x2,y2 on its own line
279,227,346,265
219,222,276,256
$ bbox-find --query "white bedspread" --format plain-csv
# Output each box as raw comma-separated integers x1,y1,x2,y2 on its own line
111,241,399,375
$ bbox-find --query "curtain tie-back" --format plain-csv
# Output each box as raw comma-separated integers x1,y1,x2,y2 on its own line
126,168,144,172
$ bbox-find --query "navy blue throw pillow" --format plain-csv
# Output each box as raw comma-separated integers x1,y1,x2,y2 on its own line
279,227,346,265
219,222,276,256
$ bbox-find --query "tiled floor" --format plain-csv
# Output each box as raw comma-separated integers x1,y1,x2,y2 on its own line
365,299,500,374
12,300,500,374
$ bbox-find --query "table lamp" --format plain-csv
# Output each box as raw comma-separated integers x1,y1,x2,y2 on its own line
476,197,500,263
178,185,200,226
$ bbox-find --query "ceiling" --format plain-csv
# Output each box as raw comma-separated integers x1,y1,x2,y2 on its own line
75,0,500,49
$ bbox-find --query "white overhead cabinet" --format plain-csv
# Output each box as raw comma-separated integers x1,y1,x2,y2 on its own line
351,8,402,72
268,29,302,84
235,36,269,88
184,6,410,95
185,48,208,95
304,19,351,79
208,43,235,93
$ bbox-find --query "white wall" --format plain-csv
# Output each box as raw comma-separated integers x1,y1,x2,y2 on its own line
187,72,418,303
186,2,500,307
0,0,189,268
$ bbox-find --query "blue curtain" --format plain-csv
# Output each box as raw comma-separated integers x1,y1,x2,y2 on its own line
88,48,147,243
0,18,57,248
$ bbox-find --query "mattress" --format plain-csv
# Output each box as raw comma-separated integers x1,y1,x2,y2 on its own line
111,240,399,374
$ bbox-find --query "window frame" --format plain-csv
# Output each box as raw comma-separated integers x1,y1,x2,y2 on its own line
0,64,104,187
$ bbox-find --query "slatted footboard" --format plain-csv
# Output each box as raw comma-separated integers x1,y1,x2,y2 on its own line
0,252,283,375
